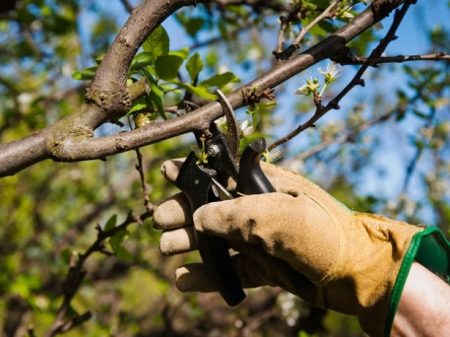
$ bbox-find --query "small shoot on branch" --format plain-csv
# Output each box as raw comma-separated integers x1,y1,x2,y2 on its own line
193,138,209,165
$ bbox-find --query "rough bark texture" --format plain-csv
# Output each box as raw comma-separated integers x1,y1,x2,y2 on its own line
0,0,405,177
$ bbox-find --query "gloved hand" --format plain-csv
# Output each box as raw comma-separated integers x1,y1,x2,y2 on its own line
154,159,422,337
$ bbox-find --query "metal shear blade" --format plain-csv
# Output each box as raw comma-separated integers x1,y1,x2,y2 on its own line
211,178,233,200
216,89,240,159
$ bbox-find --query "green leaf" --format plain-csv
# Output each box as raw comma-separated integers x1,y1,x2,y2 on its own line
186,52,203,83
130,52,154,70
149,82,165,116
104,214,117,231
155,55,184,80
170,47,189,60
72,66,97,80
186,18,204,37
199,71,239,88
113,245,133,261
128,97,148,114
110,229,132,261
205,50,219,68
177,82,217,100
95,54,105,65
142,26,169,62
110,229,128,251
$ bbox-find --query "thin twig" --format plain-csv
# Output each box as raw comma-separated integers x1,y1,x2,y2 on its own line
0,0,409,177
292,90,425,162
274,0,340,59
119,0,134,13
45,211,152,337
135,147,155,213
295,108,397,161
190,26,249,50
274,15,293,56
268,1,414,151
128,114,156,214
339,52,450,65
293,0,340,48
273,4,302,59
402,107,437,193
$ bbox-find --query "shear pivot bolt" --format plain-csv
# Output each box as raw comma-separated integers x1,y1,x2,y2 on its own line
207,144,220,157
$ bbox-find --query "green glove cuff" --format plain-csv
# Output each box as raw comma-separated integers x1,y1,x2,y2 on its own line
384,227,450,337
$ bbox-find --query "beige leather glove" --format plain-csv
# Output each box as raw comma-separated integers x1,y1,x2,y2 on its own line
154,160,422,337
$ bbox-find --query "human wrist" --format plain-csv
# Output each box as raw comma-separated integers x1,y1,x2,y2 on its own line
391,262,450,337
384,227,450,337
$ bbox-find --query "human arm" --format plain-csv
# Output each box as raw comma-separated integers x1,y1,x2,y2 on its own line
154,160,450,337
392,262,450,337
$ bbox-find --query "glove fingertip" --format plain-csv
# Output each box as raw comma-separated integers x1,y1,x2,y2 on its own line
193,198,256,241
175,264,216,293
175,266,193,292
154,193,193,229
193,202,221,233
160,159,184,182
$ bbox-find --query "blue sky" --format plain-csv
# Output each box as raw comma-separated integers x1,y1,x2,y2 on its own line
79,0,449,222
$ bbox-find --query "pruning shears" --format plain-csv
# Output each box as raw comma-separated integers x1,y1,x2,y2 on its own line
175,90,275,306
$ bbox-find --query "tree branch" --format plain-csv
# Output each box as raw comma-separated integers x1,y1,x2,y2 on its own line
294,108,397,162
337,52,450,65
45,211,152,337
268,0,413,151
119,0,134,13
0,0,407,177
292,0,340,49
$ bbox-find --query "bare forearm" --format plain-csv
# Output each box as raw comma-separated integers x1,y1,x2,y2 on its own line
392,263,450,337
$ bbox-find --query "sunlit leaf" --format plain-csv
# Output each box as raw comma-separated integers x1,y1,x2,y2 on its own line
104,214,117,231
128,97,148,114
176,82,217,100
131,52,154,70
199,71,239,88
142,25,169,62
155,55,184,80
72,66,97,80
186,52,203,82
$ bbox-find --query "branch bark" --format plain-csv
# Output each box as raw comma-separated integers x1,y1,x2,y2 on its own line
0,0,407,177
268,0,414,151
337,52,450,65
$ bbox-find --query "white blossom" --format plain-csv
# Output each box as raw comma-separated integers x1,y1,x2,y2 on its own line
319,61,341,85
294,76,320,96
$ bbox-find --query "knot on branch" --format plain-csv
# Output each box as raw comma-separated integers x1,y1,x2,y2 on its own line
241,87,275,108
273,44,297,61
85,86,132,116
371,0,403,20
331,46,359,65
47,124,93,161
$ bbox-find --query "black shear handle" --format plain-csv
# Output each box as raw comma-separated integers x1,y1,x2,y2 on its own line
175,152,245,306
174,138,275,307
237,138,276,195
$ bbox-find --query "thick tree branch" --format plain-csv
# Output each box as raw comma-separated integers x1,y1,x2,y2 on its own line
0,0,407,177
51,1,408,161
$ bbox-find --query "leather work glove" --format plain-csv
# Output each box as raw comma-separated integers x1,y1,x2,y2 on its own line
153,159,423,337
